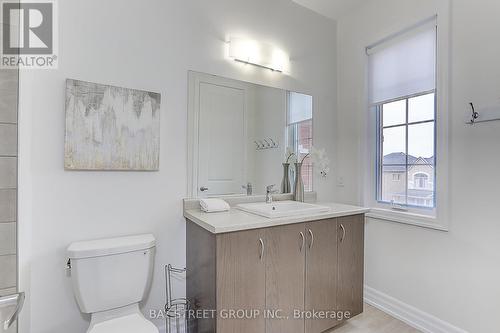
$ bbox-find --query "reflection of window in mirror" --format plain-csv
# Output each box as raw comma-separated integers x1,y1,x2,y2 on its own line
287,92,313,192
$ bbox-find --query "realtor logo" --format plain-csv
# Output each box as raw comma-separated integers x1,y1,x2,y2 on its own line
1,0,58,68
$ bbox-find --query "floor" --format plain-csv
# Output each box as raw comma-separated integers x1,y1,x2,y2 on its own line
330,304,422,333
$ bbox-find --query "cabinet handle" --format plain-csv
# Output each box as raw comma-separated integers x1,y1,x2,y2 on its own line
340,224,346,243
259,238,264,260
308,229,314,249
299,232,305,252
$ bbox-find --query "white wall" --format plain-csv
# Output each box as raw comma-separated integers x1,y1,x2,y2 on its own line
337,0,500,332
17,0,337,332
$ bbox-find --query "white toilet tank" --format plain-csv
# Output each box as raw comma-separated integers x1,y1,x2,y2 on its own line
67,234,156,314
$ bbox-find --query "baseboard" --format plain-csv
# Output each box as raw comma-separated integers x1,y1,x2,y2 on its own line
159,287,466,333
364,285,468,333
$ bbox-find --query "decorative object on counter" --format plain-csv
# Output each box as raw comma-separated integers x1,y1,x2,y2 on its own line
294,148,312,202
281,148,296,193
281,163,291,194
293,146,331,201
64,79,161,170
199,198,230,213
165,264,190,333
254,138,279,150
293,145,329,201
311,146,331,178
293,156,308,202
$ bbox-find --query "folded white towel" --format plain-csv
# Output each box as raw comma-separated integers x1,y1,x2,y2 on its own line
200,198,230,213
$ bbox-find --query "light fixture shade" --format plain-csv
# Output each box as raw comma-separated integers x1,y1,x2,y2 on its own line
228,37,290,72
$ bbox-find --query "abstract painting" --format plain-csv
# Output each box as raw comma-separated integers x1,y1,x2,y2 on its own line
64,79,161,170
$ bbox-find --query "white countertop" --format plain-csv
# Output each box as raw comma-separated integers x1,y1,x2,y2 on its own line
184,202,369,234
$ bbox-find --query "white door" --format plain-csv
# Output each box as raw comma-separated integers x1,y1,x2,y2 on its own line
198,82,246,197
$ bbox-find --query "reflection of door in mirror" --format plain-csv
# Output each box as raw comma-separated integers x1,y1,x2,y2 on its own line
198,82,246,197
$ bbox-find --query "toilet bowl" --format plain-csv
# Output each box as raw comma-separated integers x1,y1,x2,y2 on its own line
67,234,159,333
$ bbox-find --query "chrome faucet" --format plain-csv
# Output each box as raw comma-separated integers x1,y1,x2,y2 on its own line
266,184,277,204
242,182,253,196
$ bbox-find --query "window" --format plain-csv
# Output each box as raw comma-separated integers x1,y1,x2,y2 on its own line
392,174,401,181
414,173,429,189
369,19,437,212
376,93,435,209
287,92,313,192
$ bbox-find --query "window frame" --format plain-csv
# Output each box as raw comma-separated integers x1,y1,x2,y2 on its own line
375,90,437,212
363,12,450,231
286,92,314,192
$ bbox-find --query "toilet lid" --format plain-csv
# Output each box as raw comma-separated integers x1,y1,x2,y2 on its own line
89,313,158,333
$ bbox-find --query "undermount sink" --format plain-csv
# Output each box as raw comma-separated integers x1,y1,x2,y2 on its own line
237,200,331,218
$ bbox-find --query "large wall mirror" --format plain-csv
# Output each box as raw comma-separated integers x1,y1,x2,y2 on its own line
187,71,313,198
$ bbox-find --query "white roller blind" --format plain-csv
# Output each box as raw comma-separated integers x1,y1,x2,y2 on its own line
288,92,312,124
368,21,436,105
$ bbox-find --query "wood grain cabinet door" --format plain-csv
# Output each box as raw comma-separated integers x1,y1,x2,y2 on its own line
337,215,365,318
304,219,339,333
265,223,306,333
216,229,266,333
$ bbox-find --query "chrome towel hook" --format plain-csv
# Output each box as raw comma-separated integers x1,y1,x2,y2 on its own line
255,138,279,150
469,102,479,125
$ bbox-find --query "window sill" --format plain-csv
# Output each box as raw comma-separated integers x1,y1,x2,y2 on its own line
366,208,449,232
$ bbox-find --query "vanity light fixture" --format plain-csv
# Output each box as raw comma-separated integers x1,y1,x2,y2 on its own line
228,37,290,73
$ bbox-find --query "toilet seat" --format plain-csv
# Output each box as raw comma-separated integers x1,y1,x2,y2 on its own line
88,313,158,333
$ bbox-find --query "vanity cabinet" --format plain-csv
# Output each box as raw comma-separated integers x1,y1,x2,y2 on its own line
266,223,305,333
304,219,339,333
186,214,365,333
337,215,365,317
216,228,266,333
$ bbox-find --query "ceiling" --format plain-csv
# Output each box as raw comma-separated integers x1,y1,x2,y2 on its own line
292,0,366,20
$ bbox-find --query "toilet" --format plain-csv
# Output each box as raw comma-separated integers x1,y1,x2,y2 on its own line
67,234,159,333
